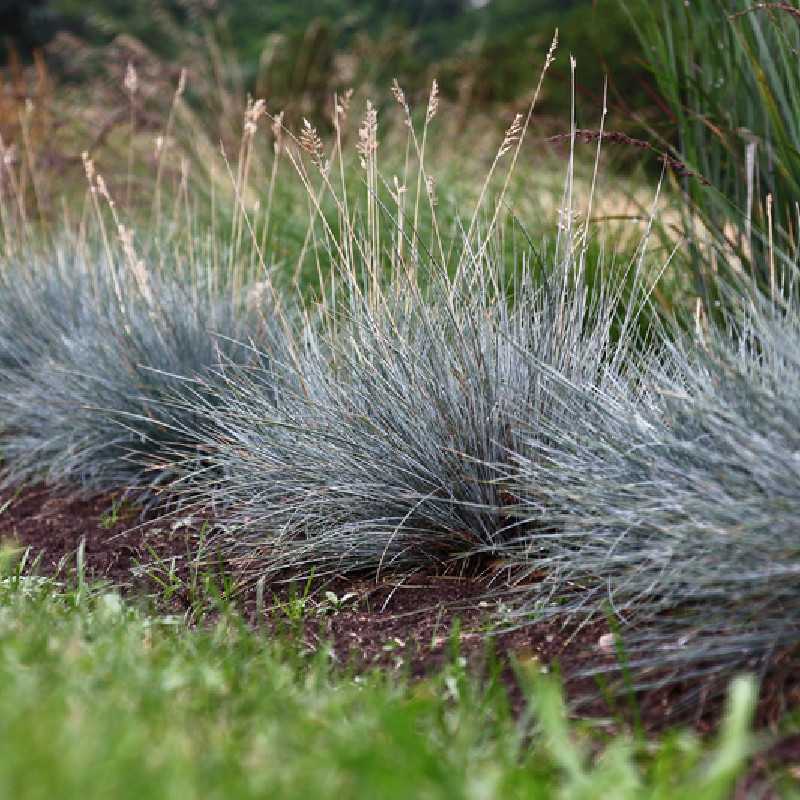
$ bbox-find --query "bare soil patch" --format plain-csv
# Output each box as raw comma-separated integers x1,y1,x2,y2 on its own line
0,484,195,591
2,483,799,754
0,485,609,703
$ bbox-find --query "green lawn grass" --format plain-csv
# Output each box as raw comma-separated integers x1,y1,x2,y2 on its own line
0,551,764,800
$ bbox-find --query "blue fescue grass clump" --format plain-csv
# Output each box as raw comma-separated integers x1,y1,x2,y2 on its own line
0,252,284,500
506,279,800,695
172,229,653,581
0,251,97,376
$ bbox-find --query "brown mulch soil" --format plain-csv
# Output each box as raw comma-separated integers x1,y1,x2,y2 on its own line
0,485,612,703
0,485,202,593
2,483,799,793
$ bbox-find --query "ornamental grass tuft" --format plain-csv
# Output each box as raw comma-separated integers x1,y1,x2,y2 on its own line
0,251,285,501
506,278,800,700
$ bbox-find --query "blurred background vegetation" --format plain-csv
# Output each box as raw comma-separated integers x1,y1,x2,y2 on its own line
1,0,650,129
9,0,792,312
1,0,671,295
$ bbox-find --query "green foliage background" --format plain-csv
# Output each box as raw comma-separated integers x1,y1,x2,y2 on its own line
4,0,649,123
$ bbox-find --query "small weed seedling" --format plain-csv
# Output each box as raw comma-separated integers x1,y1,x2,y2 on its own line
317,591,358,615
273,571,316,628
0,542,49,596
136,542,185,605
100,497,134,529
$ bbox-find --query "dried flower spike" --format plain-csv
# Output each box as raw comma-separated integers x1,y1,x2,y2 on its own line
95,174,113,205
391,79,407,110
426,79,439,124
124,62,139,94
300,118,327,173
357,101,379,169
272,111,285,155
335,88,354,122
244,98,267,136
545,30,559,70
82,151,96,185
499,113,524,157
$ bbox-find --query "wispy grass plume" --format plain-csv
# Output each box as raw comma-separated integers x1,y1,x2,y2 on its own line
172,223,654,584
165,37,660,587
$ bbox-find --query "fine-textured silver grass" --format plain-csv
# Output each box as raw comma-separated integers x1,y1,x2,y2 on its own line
0,252,96,376
507,282,800,698
174,228,651,583
0,252,280,500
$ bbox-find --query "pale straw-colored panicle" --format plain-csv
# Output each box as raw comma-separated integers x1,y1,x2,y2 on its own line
357,101,378,170
334,88,354,125
272,111,285,156
499,113,524,157
176,67,187,97
82,151,96,187
299,118,328,174
124,62,139,95
244,98,267,137
390,79,406,109
95,174,113,207
391,79,413,127
425,79,439,124
117,223,152,304
545,29,559,70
